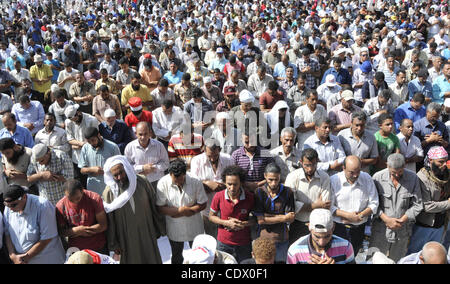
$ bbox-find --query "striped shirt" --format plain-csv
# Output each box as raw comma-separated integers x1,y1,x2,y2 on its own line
231,147,274,183
168,133,204,166
287,234,355,264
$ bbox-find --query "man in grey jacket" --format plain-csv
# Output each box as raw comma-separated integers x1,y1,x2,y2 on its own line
370,153,423,262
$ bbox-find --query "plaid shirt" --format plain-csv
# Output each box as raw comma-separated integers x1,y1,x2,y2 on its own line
296,57,320,89
27,149,74,206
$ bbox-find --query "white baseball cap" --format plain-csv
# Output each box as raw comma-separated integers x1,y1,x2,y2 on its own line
309,209,333,233
341,90,354,101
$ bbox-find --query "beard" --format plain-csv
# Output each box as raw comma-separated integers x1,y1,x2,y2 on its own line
431,163,449,180
115,176,130,190
7,146,25,165
132,84,140,91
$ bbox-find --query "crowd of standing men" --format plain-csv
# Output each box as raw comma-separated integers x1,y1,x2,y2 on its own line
0,0,448,264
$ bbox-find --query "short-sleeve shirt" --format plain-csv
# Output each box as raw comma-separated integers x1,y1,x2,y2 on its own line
254,184,295,242
259,91,285,110
372,131,401,174
55,190,106,250
4,194,65,264
210,189,255,246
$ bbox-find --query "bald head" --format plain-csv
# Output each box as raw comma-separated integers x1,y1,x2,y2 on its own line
420,242,448,264
343,156,361,184
136,121,151,132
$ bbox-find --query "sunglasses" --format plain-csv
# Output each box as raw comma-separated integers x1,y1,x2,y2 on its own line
4,197,22,208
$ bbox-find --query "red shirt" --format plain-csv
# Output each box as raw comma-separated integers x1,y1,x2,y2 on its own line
56,190,106,251
125,110,153,131
210,189,254,246
259,91,285,110
223,61,245,80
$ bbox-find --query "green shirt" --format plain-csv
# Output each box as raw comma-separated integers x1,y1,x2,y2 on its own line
371,131,400,174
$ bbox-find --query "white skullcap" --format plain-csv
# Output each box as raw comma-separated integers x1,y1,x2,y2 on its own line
104,109,116,118
239,90,254,103
203,76,212,84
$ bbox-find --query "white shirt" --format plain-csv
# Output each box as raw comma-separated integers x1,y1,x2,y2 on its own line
294,104,327,148
65,113,99,163
35,126,71,153
397,133,423,173
303,133,346,176
124,138,169,183
156,174,208,242
316,84,341,107
57,68,80,93
152,106,184,141
190,152,234,216
10,69,30,96
330,171,379,225
247,73,274,98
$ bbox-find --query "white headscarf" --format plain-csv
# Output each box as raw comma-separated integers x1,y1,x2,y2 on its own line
265,100,291,135
103,155,137,213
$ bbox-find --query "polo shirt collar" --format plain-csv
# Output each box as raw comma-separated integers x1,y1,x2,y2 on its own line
225,188,246,201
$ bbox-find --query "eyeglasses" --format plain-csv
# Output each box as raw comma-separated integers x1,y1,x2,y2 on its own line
4,197,22,208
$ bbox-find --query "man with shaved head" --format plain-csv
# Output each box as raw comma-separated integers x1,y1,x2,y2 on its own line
124,121,169,189
330,155,379,254
398,241,449,264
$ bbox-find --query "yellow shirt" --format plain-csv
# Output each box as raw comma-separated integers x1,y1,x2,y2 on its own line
121,84,153,111
30,64,53,93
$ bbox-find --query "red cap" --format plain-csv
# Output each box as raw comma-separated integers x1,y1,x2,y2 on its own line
41,26,47,32
223,86,236,95
128,97,143,111
144,53,152,59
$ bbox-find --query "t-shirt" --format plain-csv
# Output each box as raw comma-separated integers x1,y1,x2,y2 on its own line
55,190,106,251
124,110,153,133
372,131,400,174
259,91,284,110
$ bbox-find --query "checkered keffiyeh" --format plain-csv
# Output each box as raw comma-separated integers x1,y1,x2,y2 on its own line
427,146,449,160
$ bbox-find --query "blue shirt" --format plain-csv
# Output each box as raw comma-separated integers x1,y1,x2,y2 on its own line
432,75,450,104
11,101,45,135
44,59,61,82
163,70,184,85
5,56,26,71
209,57,229,72
0,125,34,148
273,62,298,80
413,117,449,154
98,120,134,154
78,139,121,195
231,38,248,53
3,194,65,264
393,102,426,133
408,79,433,100
321,67,352,85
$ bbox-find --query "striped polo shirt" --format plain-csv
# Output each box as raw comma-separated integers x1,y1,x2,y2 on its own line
231,147,274,182
287,235,355,264
168,133,204,165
